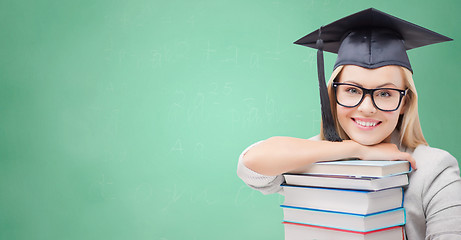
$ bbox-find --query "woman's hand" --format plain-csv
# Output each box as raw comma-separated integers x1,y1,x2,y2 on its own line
355,141,417,170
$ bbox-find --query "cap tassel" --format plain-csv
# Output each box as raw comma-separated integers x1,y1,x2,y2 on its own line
316,27,342,142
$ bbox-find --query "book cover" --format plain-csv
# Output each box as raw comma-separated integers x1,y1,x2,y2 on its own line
283,173,409,191
297,160,411,178
282,184,404,215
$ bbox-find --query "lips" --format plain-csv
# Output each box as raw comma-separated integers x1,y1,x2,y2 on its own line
352,118,382,128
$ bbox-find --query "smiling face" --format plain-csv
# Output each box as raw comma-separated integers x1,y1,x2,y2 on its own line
335,65,407,145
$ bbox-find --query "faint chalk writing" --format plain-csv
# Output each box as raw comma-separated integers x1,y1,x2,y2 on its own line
203,41,216,63
162,184,184,212
171,139,184,154
221,46,238,65
152,50,162,68
234,185,258,207
99,174,116,200
186,92,205,122
190,189,215,205
193,142,204,161
250,53,260,69
135,182,153,201
311,108,321,132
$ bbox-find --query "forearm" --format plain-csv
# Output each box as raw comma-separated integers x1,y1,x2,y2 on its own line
242,136,361,176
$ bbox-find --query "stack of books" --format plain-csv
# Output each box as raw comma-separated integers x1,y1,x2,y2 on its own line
281,160,411,240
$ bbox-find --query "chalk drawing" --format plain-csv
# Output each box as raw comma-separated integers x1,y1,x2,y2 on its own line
118,49,127,64
266,24,281,61
221,46,238,65
210,81,233,98
162,184,184,212
209,82,219,96
250,53,260,69
302,51,316,68
266,50,281,61
152,50,162,68
135,182,153,201
160,16,173,25
175,40,190,61
272,0,281,7
246,107,260,125
190,189,215,205
186,92,204,122
120,12,129,27
223,82,233,96
194,142,204,161
265,94,275,117
118,149,128,163
103,39,115,62
171,139,184,155
186,15,196,28
203,41,216,63
230,108,240,129
234,185,256,207
99,174,116,200
172,90,186,108
311,108,321,132
106,81,115,92
167,90,185,122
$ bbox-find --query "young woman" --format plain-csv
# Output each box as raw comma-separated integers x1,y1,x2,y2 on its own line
237,9,461,239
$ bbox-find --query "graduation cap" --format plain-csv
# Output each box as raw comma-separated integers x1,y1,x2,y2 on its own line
294,8,452,142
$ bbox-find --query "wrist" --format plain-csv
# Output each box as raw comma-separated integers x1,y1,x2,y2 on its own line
343,139,363,159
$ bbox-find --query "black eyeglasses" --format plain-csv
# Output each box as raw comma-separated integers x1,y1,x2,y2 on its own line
332,83,407,112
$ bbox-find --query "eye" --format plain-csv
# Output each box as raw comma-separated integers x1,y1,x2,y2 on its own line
375,90,393,98
345,86,361,95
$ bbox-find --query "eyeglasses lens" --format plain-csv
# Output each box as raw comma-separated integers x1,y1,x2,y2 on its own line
336,85,401,111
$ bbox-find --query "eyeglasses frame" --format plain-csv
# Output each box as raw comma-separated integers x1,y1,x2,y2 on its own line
332,82,408,112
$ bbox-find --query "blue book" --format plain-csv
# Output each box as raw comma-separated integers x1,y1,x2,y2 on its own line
282,184,404,215
281,205,406,232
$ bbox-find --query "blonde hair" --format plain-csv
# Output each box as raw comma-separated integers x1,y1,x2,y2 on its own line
320,65,427,149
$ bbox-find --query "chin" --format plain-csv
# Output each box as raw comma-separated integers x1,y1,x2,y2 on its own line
356,139,381,146
348,134,385,146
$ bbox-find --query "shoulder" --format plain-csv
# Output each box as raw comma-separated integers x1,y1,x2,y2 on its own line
405,145,461,239
412,144,459,171
408,144,460,193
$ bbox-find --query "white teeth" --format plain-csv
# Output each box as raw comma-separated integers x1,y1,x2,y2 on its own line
355,119,377,127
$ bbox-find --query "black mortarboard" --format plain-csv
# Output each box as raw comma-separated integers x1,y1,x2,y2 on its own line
294,8,452,141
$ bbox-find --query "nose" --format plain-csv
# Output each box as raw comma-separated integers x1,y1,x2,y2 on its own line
357,94,377,114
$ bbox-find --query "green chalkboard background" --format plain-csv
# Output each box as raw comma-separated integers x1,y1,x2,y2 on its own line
1,0,460,239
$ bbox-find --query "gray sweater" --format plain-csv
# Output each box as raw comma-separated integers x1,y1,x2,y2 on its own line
237,135,461,239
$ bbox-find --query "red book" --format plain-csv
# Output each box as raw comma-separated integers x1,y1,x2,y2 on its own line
283,221,404,240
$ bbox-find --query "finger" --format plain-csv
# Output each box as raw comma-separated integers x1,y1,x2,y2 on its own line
403,154,417,170
409,156,417,170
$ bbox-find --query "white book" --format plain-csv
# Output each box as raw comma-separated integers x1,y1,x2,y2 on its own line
283,173,408,191
281,205,405,232
283,222,404,240
282,185,403,215
298,160,411,178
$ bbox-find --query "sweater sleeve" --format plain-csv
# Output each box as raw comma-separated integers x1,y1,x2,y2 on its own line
236,135,322,195
236,141,285,195
418,148,461,239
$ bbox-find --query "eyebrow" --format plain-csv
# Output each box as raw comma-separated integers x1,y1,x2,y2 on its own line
342,80,399,88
